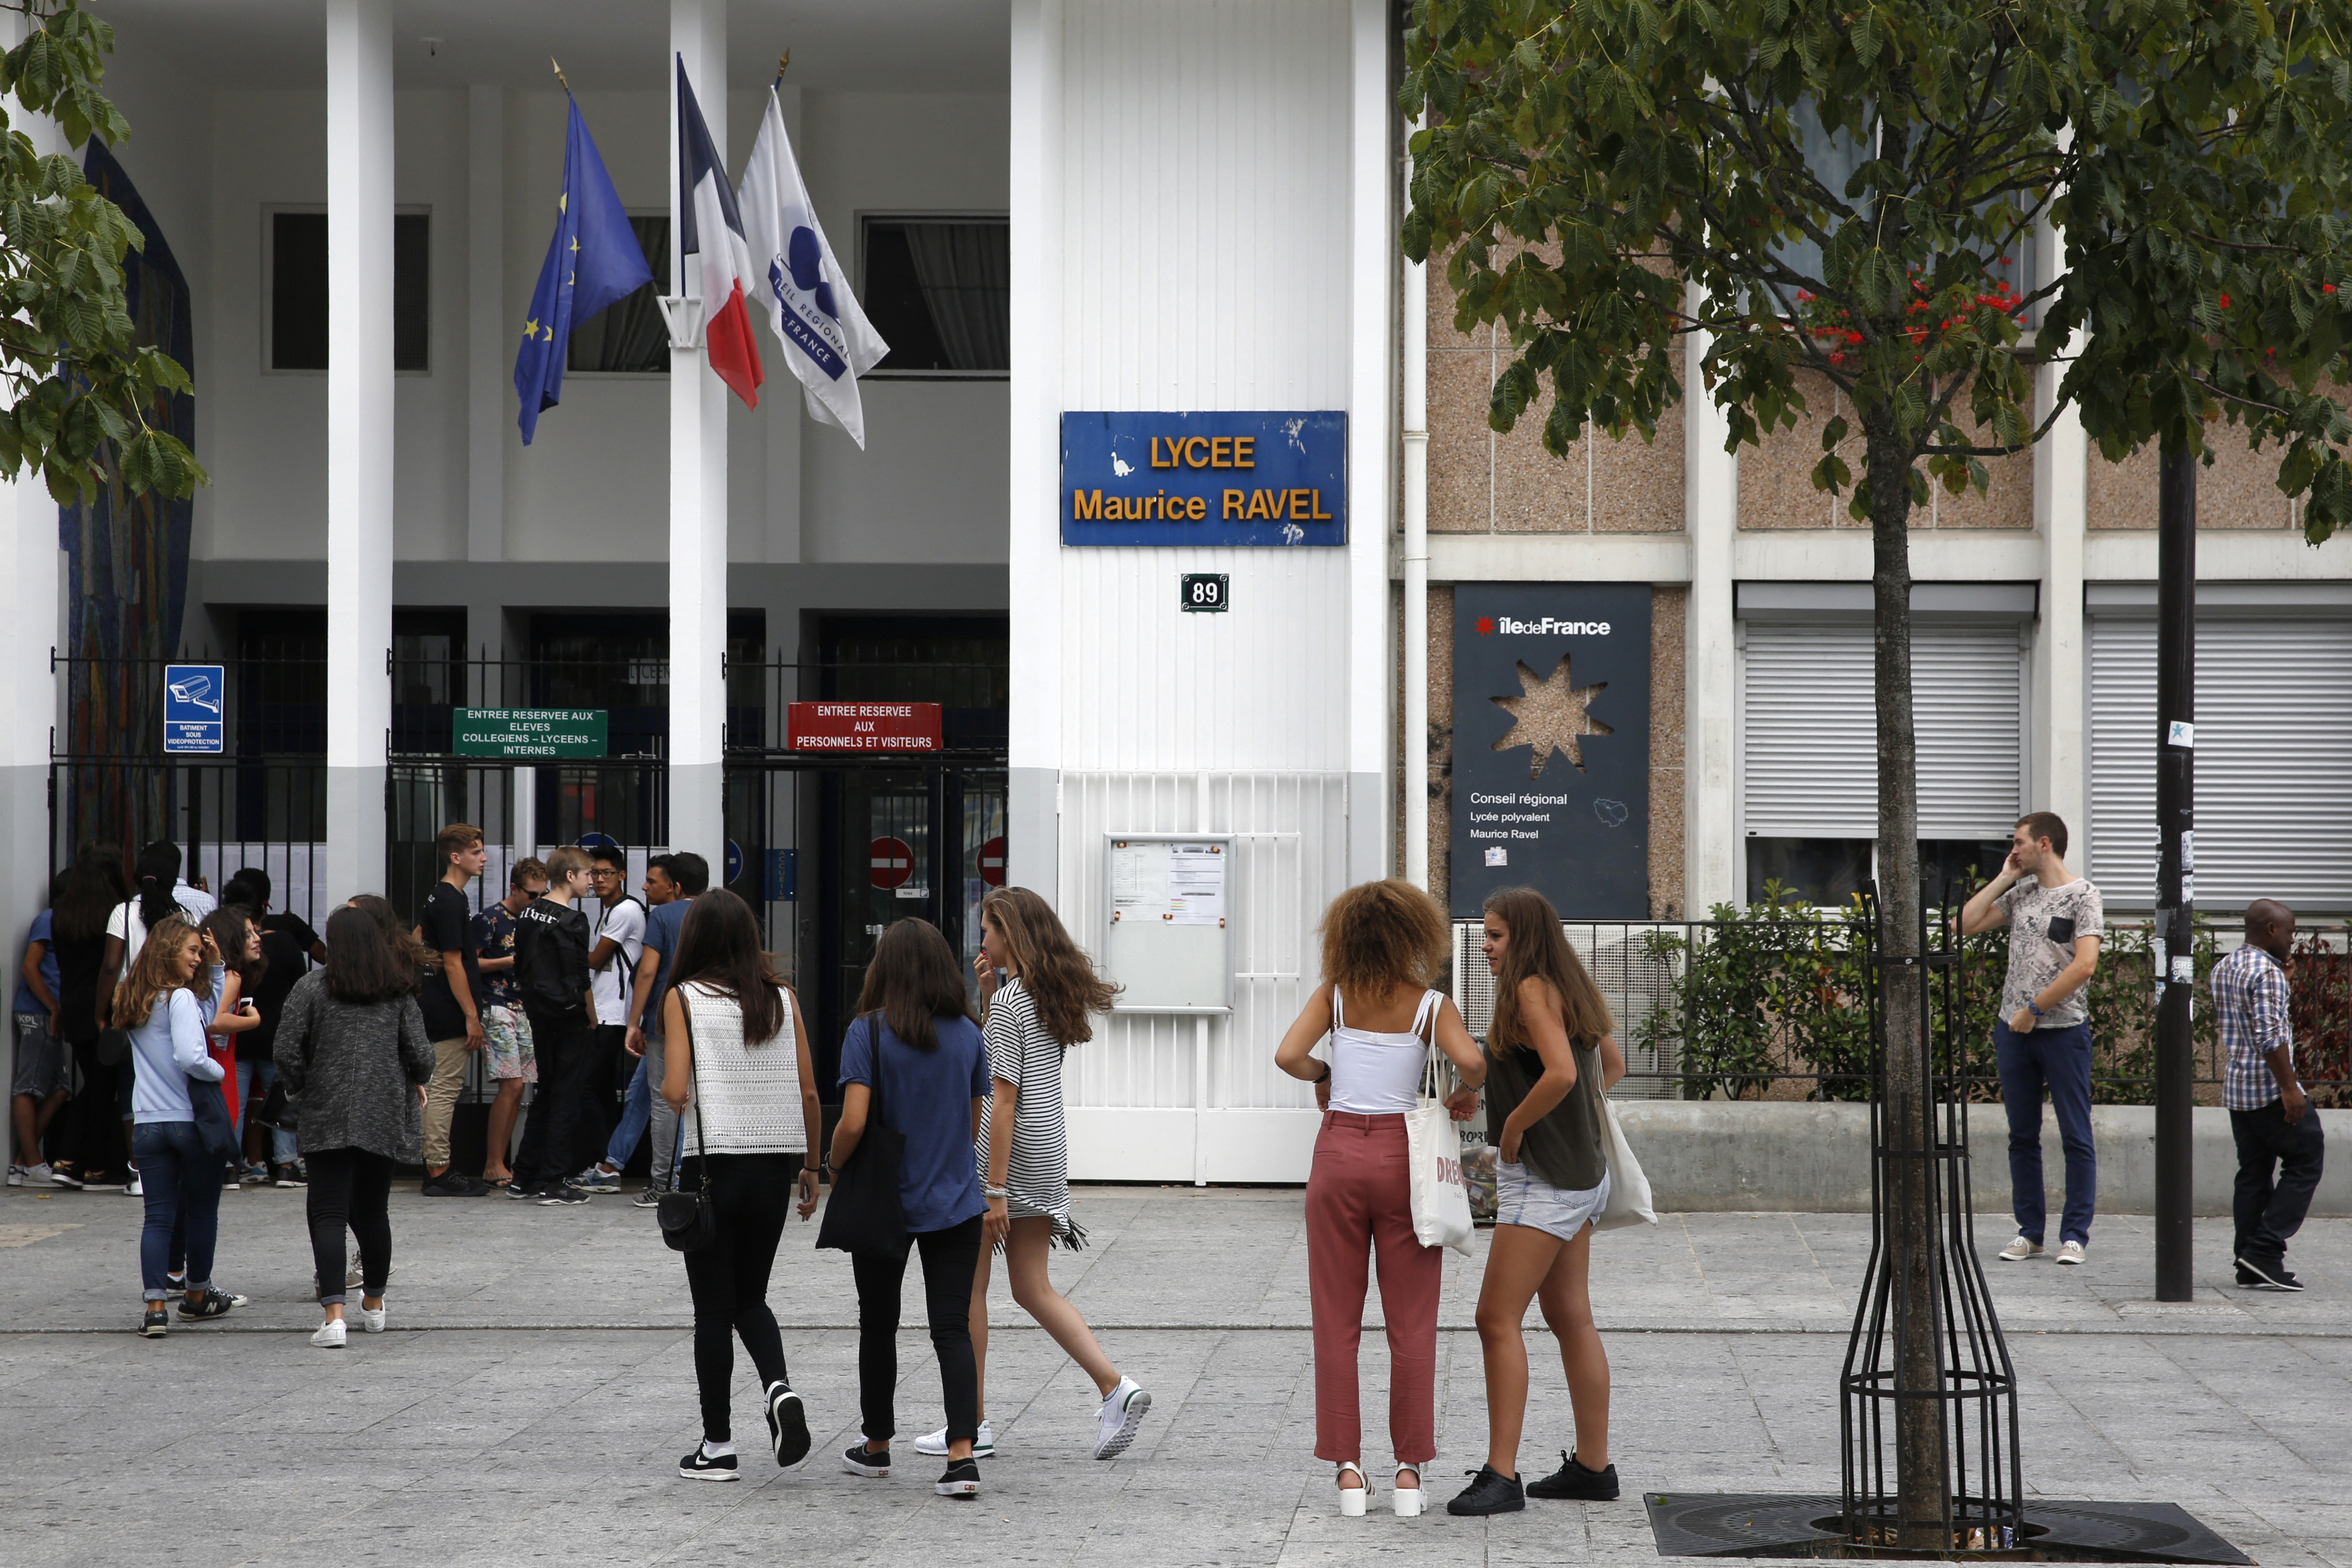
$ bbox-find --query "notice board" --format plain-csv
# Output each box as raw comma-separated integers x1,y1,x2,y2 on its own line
1449,585,1651,919
1102,834,1232,1013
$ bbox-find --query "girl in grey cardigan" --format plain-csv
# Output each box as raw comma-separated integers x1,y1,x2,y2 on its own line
276,904,434,1348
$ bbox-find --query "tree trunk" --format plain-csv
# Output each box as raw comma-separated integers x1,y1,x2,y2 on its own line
1864,423,1950,1549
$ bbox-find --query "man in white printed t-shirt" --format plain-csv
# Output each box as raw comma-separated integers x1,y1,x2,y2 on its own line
569,844,644,1195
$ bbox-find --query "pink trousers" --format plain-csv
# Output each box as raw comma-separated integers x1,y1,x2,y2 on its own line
1305,1109,1442,1465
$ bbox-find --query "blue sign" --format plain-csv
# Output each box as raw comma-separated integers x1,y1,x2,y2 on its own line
725,839,744,887
1060,411,1346,546
766,847,797,902
163,664,224,754
576,832,620,852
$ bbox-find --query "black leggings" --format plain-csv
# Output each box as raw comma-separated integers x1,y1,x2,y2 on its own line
679,1153,797,1443
852,1215,983,1447
306,1146,394,1305
64,1040,129,1181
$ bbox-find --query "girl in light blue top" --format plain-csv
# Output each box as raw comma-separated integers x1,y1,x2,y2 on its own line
117,913,239,1336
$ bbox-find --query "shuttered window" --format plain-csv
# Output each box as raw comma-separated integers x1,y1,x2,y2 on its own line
1740,624,2026,838
2088,618,2352,908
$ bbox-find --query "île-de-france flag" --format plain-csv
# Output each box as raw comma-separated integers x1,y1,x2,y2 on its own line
514,97,653,445
739,85,888,447
677,56,764,408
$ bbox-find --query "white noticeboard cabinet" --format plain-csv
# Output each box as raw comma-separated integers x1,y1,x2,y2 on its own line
1104,834,1232,1013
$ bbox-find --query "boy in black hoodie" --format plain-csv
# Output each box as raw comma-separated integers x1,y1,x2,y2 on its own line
510,846,597,1204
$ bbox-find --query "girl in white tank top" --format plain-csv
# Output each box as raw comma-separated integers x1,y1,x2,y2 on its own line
1327,988,1444,1115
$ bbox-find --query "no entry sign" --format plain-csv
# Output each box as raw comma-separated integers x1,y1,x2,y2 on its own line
869,837,915,890
787,702,942,752
977,836,1006,887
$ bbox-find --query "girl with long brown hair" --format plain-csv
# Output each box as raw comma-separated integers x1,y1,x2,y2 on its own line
1445,886,1626,1517
1274,878,1485,1518
909,885,1150,1468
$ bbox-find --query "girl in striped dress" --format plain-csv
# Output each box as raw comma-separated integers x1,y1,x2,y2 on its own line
912,886,1151,1463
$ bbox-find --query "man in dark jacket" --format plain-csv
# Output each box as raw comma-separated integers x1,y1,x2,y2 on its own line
509,847,597,1205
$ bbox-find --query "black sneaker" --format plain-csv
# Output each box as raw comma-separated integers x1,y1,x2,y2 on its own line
272,1163,306,1189
177,1288,247,1321
2237,1255,2304,1292
841,1442,891,1478
506,1178,543,1200
537,1186,590,1206
1526,1449,1620,1501
140,1305,168,1338
766,1382,811,1467
420,1171,486,1196
677,1443,739,1482
1447,1464,1526,1515
935,1457,981,1498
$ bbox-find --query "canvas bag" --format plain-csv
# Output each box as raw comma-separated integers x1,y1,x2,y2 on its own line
1403,1007,1475,1256
1593,1097,1658,1231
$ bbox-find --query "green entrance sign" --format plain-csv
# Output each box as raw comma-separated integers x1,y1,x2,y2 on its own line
453,708,609,759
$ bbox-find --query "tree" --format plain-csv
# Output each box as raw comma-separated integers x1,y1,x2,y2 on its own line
1403,0,2352,1546
0,0,204,505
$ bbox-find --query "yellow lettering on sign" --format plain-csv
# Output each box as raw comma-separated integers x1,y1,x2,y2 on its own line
1183,435,1209,467
1149,437,1174,468
1186,495,1206,521
1073,488,1102,520
1312,489,1331,520
1233,435,1255,468
1210,437,1232,468
1223,489,1243,519
1243,489,1269,520
1289,488,1310,519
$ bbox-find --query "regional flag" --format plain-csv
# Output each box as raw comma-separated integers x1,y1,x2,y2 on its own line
677,56,764,408
514,96,653,445
739,84,888,447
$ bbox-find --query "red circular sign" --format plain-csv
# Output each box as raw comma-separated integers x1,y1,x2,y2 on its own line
869,836,914,890
977,836,1007,887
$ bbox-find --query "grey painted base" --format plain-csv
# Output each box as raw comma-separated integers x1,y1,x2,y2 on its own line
1007,765,1058,898
324,764,385,904
667,760,724,871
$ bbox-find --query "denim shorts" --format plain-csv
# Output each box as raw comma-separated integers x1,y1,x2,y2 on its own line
13,1013,67,1098
1495,1160,1610,1242
481,1004,535,1083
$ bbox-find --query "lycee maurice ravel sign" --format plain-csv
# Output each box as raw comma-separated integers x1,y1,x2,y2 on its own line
786,702,943,753
1060,411,1346,546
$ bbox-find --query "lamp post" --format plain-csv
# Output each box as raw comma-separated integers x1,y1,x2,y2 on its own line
2153,442,2197,1303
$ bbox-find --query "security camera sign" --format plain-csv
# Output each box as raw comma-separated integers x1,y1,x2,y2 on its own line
163,664,225,754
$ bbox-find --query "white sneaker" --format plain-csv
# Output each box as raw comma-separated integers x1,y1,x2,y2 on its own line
1091,1376,1150,1460
355,1303,387,1334
913,1417,994,1457
310,1319,347,1349
125,1172,143,1196
1996,1235,2042,1261
2055,1240,2086,1265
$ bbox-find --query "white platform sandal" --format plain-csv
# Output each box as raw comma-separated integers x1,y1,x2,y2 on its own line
1336,1460,1369,1517
1392,1464,1425,1517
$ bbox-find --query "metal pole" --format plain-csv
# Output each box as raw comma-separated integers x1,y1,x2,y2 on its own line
2153,442,2196,1302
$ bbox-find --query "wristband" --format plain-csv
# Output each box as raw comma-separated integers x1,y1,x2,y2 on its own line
1312,1062,1332,1085
2027,1001,2045,1020
983,1185,1009,1200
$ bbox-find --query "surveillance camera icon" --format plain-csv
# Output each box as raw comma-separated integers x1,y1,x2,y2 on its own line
168,673,220,713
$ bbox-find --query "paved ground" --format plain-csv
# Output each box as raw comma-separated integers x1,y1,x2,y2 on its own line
2,1180,2347,1566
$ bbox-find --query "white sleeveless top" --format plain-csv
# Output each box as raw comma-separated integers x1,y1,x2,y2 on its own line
676,982,806,1157
1327,987,1441,1115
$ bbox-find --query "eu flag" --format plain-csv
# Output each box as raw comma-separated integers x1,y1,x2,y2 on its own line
514,97,654,445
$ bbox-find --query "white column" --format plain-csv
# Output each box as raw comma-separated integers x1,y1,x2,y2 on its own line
466,82,506,564
2033,333,2089,843
1006,0,1064,901
325,0,394,902
670,0,728,863
1402,244,1429,890
1683,294,1740,916
1346,0,1396,884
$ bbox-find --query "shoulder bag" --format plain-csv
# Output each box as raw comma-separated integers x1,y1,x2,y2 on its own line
1402,991,1475,1257
655,989,719,1254
815,1014,909,1256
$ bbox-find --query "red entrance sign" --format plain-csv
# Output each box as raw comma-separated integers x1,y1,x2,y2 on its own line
869,837,915,890
977,836,1006,887
787,701,943,752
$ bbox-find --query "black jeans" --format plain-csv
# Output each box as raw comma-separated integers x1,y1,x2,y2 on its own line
64,1040,129,1181
306,1146,394,1305
852,1216,984,1447
679,1152,799,1442
592,1023,630,1152
2230,1098,2327,1269
516,1009,596,1191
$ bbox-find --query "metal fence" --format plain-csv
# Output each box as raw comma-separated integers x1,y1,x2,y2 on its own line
1450,915,2352,1105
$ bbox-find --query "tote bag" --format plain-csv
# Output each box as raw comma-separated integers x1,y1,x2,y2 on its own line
1593,1097,1657,1231
1404,1034,1475,1256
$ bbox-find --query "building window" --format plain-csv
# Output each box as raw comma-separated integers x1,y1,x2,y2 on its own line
859,216,1008,376
269,210,430,372
568,216,670,374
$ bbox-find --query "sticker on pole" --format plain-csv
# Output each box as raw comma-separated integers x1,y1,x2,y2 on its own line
869,837,915,891
164,664,225,754
2167,719,2195,749
977,836,1006,887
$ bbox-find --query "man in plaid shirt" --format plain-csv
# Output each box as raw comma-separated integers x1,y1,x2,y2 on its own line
2214,900,2325,1292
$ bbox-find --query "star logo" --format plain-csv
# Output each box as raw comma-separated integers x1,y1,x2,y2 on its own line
1475,615,1496,636
521,317,539,341
1490,655,1612,778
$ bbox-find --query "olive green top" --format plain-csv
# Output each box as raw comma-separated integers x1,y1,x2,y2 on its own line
1483,1035,1607,1192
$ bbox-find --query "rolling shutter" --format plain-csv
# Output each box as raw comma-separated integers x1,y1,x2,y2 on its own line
1741,624,2024,838
2088,618,2352,907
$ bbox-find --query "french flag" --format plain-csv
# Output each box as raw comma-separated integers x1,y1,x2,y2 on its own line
676,56,763,408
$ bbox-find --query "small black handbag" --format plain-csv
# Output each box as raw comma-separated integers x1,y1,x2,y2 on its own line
656,1003,719,1254
815,1014,909,1256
